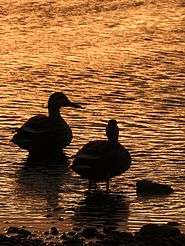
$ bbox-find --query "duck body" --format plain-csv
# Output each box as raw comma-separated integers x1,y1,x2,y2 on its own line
12,114,72,150
11,92,81,160
72,140,131,182
72,120,131,191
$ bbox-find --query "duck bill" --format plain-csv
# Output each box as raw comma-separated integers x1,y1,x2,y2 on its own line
67,101,82,108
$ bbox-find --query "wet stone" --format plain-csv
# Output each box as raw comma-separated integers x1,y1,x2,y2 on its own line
136,180,174,195
103,225,116,235
73,227,81,232
43,231,49,236
6,226,19,234
6,226,32,238
108,230,134,244
67,231,77,237
137,223,182,241
96,232,105,240
58,217,64,222
1,224,185,246
62,236,84,246
50,227,59,236
81,227,98,239
167,221,180,227
95,239,113,246
46,213,53,218
88,241,96,246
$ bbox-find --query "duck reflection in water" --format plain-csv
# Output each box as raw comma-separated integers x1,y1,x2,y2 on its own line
15,155,70,216
73,191,129,231
11,92,82,162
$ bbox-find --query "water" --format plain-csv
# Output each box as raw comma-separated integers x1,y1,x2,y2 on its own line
0,0,185,233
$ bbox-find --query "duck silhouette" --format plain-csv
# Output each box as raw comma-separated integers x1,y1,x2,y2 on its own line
72,119,131,192
11,92,82,161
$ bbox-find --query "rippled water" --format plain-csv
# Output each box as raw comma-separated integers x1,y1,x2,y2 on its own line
0,0,185,233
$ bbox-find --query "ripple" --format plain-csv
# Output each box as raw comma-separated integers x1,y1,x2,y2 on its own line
0,0,184,234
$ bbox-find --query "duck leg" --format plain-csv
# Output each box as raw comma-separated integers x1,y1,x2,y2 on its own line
88,180,98,192
106,179,110,193
88,179,93,191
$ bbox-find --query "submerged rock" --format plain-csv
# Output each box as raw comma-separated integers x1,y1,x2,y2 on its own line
136,179,174,195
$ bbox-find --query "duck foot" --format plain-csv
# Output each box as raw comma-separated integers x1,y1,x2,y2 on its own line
88,180,98,192
106,179,110,193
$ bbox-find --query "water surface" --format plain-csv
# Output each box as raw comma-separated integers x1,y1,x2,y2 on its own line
0,0,185,233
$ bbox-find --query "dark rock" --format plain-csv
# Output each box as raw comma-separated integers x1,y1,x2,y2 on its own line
53,206,64,212
110,230,134,244
60,232,68,240
96,232,105,240
46,213,53,218
24,238,45,246
67,231,77,237
103,226,116,234
50,227,59,235
62,236,84,246
95,239,114,246
137,223,182,239
167,221,180,227
6,227,31,238
43,231,49,236
73,227,81,232
6,226,19,234
88,241,96,246
0,234,7,240
81,227,98,239
60,231,84,246
0,236,16,246
2,224,185,246
1,232,43,246
47,242,62,246
58,217,64,221
17,228,32,238
136,180,174,195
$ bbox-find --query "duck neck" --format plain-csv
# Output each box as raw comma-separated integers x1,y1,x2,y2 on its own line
106,126,119,145
48,105,61,120
108,137,119,145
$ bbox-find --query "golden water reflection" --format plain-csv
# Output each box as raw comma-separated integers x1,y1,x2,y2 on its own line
0,0,185,233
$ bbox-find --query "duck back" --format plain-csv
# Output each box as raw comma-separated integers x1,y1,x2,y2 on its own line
72,140,131,182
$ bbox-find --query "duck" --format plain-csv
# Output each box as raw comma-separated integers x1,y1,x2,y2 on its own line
72,119,131,192
11,92,82,160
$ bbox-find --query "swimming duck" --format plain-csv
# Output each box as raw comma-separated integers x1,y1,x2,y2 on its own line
11,92,82,160
72,119,131,192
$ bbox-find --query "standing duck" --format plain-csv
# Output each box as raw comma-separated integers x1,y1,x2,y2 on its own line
11,92,82,160
72,119,131,192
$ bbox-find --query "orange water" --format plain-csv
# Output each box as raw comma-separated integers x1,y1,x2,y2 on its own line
0,0,184,233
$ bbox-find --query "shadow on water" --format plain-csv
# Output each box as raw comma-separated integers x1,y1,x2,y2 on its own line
15,153,71,212
73,190,129,230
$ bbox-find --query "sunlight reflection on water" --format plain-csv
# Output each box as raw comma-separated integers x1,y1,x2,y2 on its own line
0,0,184,233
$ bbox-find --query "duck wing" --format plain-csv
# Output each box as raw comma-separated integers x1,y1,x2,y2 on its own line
11,115,53,150
21,115,51,133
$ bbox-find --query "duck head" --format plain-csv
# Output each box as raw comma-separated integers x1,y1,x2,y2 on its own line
106,119,119,144
48,92,82,110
